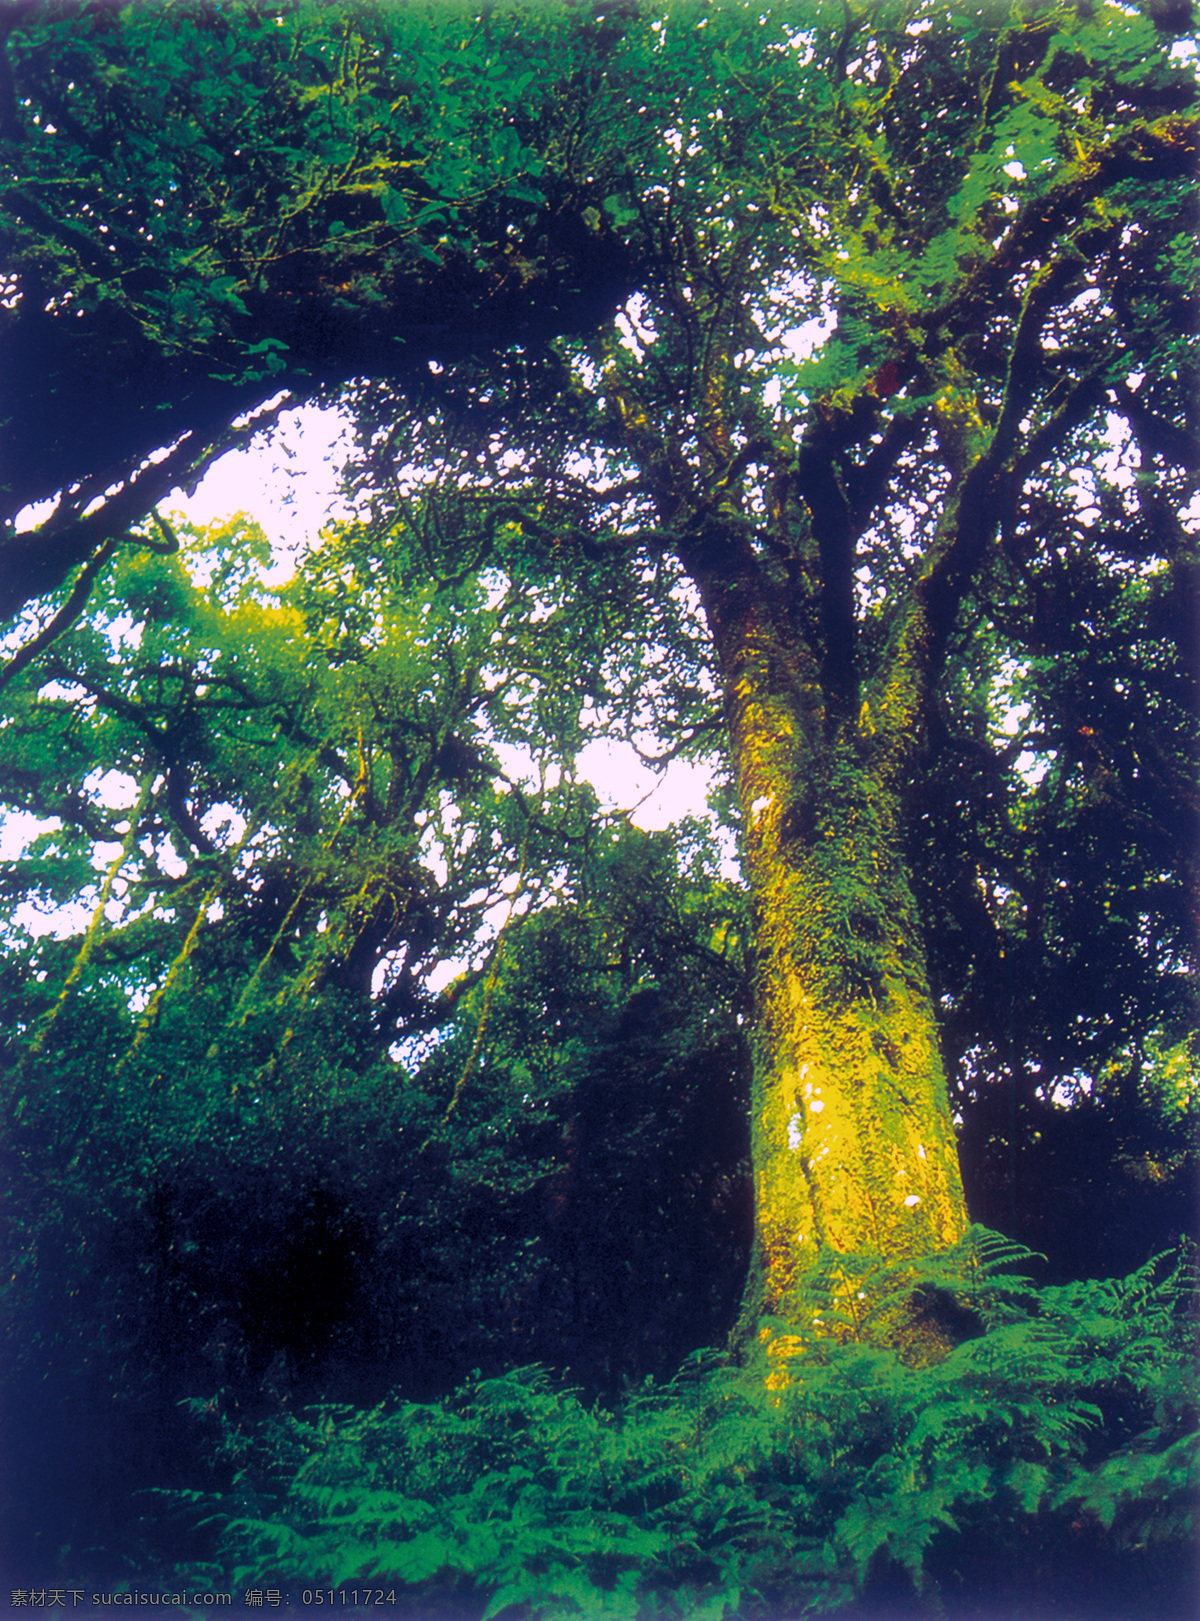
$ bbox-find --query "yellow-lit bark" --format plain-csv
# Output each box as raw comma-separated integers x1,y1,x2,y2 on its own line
717,576,967,1357
744,770,966,1302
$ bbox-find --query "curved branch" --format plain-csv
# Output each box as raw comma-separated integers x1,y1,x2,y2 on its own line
795,422,858,724
1,393,294,622
1113,381,1200,472
0,537,119,694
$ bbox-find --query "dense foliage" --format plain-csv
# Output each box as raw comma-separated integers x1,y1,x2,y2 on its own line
0,514,752,1583
298,0,1199,1302
1,0,643,613
1,0,1197,1613
1,503,1193,1614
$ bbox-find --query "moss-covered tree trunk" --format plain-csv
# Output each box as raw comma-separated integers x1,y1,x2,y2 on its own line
600,249,1007,1352
742,755,964,1275
675,515,968,1353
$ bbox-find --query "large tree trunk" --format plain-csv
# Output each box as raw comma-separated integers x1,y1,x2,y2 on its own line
606,267,973,1355
682,524,968,1359
738,735,967,1320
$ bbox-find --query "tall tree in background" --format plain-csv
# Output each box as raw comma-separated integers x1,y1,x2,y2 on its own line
335,0,1197,1352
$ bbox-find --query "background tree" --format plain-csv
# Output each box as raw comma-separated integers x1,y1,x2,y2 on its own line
0,508,750,1579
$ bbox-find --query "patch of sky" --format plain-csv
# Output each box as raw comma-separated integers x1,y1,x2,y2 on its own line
762,306,838,411
0,809,59,862
169,402,357,584
83,767,139,812
1095,414,1136,487
1066,463,1102,524
990,657,1053,788
147,836,188,879
615,295,656,360
201,804,247,847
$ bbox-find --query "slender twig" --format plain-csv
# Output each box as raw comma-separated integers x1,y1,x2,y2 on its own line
441,813,535,1124
17,770,155,1069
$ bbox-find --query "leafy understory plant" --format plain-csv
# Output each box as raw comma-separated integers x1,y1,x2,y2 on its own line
170,1231,1197,1619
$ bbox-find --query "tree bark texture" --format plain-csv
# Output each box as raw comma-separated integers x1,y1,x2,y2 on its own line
686,532,967,1350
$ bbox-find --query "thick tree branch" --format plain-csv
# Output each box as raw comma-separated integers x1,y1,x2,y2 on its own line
922,115,1198,349
1005,370,1109,506
0,393,293,622
920,254,1100,676
1113,380,1200,471
165,761,217,857
795,422,859,725
847,407,927,528
0,537,118,694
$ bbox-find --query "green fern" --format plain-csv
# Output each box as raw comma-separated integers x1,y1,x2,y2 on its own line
169,1235,1197,1618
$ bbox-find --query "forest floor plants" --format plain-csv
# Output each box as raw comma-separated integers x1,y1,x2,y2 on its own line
158,1230,1198,1620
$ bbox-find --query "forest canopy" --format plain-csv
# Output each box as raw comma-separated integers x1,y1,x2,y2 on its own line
1,0,1197,1616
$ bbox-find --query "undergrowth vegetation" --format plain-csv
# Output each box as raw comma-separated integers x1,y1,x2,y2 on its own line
160,1230,1198,1620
